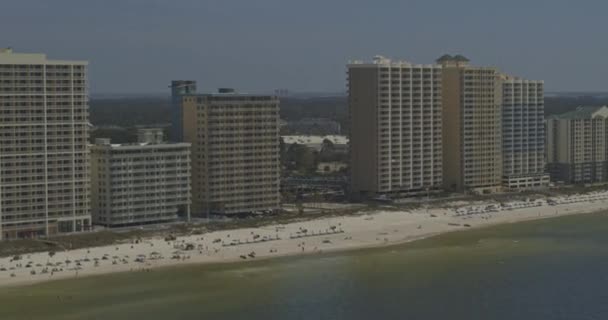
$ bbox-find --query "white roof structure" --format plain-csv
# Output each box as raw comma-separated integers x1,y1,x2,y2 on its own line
0,48,88,65
348,55,437,68
281,135,348,150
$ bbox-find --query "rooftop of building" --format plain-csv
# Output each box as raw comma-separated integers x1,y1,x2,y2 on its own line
183,88,278,99
550,106,608,120
348,55,438,68
91,140,191,150
281,135,348,146
92,129,191,149
436,54,501,70
500,74,544,83
171,80,196,85
436,54,470,63
0,47,88,65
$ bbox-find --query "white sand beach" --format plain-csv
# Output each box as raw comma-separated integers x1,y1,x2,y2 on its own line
1,191,608,288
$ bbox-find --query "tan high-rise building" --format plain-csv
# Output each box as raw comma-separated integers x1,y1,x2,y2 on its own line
547,106,608,183
438,55,502,193
182,89,280,215
0,49,90,240
348,56,443,199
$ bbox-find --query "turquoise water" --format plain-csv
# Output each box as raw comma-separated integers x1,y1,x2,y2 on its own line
3,212,608,319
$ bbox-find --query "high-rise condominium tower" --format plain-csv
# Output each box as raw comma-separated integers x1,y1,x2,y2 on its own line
438,55,503,193
348,56,443,199
182,88,280,215
501,76,550,189
547,106,608,184
169,80,196,142
0,49,90,240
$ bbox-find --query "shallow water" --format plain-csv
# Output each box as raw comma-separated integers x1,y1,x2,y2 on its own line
3,212,608,320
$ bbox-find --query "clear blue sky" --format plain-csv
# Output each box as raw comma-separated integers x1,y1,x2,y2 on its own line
2,0,607,94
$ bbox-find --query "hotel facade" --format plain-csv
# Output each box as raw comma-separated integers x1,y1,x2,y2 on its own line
90,129,191,227
438,55,503,194
182,89,280,215
0,49,90,240
501,76,550,190
348,56,443,199
169,80,196,142
349,54,548,199
547,106,608,184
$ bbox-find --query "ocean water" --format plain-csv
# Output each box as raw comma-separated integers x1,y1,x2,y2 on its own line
3,212,608,320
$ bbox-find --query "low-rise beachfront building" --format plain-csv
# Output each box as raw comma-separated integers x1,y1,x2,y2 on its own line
281,135,348,153
90,129,191,227
546,106,608,184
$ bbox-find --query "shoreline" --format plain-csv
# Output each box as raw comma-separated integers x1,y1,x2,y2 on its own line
1,194,608,288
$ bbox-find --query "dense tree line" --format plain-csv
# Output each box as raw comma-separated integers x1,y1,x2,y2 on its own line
89,96,348,131
90,97,172,127
88,95,608,137
278,96,348,134
280,138,348,176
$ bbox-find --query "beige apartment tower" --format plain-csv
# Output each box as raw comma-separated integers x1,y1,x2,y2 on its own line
0,49,90,240
438,55,502,193
90,129,191,227
547,106,608,183
182,89,280,215
348,56,443,199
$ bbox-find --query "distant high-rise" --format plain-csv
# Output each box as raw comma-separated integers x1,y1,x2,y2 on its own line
547,106,608,183
501,75,550,189
348,56,443,199
0,49,91,240
169,80,196,142
438,55,503,193
182,89,280,215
